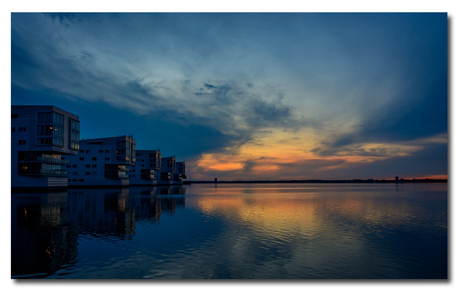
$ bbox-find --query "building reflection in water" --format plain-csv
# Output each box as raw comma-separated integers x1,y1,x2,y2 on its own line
11,185,186,278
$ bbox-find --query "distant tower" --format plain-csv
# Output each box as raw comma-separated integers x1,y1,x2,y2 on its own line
395,176,399,181
214,178,217,183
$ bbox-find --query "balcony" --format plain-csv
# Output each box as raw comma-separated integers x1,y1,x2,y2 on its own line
20,168,68,176
105,170,129,179
141,169,156,180
37,156,70,165
160,172,171,181
19,155,70,165
40,169,68,176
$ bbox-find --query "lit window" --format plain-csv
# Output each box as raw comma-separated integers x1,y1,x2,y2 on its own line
69,118,80,150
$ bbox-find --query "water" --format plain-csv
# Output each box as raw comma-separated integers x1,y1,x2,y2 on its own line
11,183,448,279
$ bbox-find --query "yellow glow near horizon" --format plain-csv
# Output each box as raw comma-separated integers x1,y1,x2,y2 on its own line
192,129,446,179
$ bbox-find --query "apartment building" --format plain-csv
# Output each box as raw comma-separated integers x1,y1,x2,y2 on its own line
66,135,135,187
11,105,80,189
128,149,161,186
159,156,178,185
175,161,186,183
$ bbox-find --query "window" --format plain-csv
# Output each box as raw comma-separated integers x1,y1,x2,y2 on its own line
79,179,84,182
132,170,136,172
105,157,110,161
72,164,77,168
92,157,97,161
105,150,110,153
86,165,90,168
132,175,136,178
19,127,26,132
11,127,15,132
79,157,84,160
72,179,77,182
85,172,90,175
11,114,18,118
99,150,103,153
80,150,84,153
69,118,80,150
37,112,63,146
18,140,26,145
86,150,90,153
92,164,97,168
73,172,78,175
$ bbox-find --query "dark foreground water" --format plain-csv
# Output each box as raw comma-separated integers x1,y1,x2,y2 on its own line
11,183,447,279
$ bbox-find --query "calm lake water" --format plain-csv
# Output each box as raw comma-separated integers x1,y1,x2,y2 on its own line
11,183,447,279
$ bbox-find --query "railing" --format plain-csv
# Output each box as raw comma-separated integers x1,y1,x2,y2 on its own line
37,156,70,165
105,170,129,179
141,170,156,180
39,169,68,176
19,156,70,165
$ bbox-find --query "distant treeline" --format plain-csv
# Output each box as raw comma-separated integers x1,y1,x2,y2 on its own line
186,179,447,184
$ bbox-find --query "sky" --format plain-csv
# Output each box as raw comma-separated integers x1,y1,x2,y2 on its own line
10,13,448,181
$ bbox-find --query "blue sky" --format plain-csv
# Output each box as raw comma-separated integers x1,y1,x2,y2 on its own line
11,13,447,180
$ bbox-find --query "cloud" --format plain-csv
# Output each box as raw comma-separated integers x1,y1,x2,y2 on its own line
11,13,447,180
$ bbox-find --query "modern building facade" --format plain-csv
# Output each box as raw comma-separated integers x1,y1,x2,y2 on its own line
175,161,186,183
11,106,80,189
66,135,136,187
128,149,161,186
157,156,175,185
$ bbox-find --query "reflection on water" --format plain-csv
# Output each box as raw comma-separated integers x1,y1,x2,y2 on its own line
11,183,447,279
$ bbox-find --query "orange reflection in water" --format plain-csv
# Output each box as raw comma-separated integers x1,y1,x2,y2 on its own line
189,186,439,241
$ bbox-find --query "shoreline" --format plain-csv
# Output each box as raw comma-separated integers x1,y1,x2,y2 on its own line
186,179,447,184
